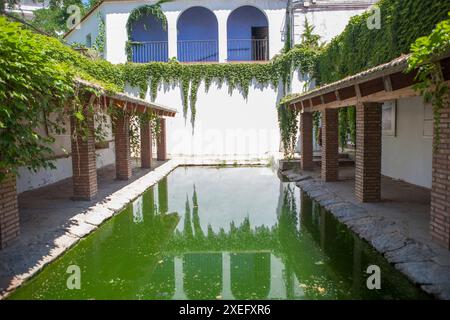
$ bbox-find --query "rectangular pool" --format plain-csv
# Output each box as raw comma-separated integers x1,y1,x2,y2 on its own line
9,167,428,299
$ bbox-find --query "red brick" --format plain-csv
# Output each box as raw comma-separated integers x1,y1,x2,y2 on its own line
300,112,314,170
355,103,381,202
140,120,153,169
321,109,339,181
115,113,132,180
71,112,98,200
0,172,19,249
157,118,167,161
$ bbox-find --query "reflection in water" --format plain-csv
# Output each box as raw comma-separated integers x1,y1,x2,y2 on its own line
184,253,222,299
231,253,271,300
10,168,429,300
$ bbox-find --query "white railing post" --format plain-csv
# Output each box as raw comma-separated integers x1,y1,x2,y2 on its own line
216,10,229,63
166,11,178,60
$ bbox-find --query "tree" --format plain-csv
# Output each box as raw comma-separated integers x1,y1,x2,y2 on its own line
31,0,86,36
300,17,321,50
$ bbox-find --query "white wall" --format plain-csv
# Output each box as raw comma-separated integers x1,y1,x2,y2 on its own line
16,114,116,194
292,8,368,45
65,5,102,47
95,0,287,64
126,79,286,157
381,96,433,189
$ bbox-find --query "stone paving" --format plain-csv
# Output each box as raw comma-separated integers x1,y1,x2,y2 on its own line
0,157,268,299
282,166,450,300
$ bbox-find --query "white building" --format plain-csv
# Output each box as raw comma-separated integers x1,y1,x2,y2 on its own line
6,0,49,20
17,0,374,193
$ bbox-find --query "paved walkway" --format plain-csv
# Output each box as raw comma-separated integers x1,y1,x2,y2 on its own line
283,166,450,299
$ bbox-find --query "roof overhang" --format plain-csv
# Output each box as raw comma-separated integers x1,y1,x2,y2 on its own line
75,78,177,117
287,52,450,112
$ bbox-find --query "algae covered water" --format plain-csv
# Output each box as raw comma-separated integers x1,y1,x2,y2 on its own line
9,167,428,300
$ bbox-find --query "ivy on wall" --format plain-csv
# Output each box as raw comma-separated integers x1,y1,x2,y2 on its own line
315,0,450,85
0,16,162,181
93,12,105,55
121,47,318,134
125,2,168,62
312,0,450,152
407,13,450,152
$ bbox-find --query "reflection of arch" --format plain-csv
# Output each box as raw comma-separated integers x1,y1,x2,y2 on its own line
146,257,175,299
129,11,168,62
183,253,222,299
230,253,271,299
227,6,269,61
177,6,219,62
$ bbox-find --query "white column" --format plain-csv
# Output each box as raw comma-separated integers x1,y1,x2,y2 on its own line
166,11,179,60
105,12,129,64
216,10,229,63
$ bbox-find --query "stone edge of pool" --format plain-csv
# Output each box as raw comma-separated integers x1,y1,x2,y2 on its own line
281,169,450,300
0,158,269,300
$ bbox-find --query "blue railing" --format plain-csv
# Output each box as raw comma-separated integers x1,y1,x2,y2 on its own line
227,39,269,62
177,40,219,62
131,41,169,63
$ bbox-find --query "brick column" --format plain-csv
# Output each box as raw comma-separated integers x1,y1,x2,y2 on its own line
0,172,20,249
430,97,450,249
71,113,98,200
140,120,152,169
115,113,132,180
321,109,339,181
300,112,314,170
355,102,382,202
157,118,167,161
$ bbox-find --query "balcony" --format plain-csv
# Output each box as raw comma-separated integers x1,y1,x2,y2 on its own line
177,40,219,63
227,39,269,62
130,41,169,63
128,5,269,63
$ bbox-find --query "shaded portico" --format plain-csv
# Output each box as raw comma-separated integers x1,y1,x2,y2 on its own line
0,79,177,249
287,53,450,249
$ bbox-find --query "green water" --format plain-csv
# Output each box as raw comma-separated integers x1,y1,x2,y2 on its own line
9,167,428,300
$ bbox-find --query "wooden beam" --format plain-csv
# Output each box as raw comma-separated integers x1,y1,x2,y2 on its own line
383,75,393,92
304,85,427,112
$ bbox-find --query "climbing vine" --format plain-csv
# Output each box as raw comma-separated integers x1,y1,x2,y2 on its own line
312,0,450,149
93,12,105,55
407,13,450,152
125,2,168,62
121,46,318,134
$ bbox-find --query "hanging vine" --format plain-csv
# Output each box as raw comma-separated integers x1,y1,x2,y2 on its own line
125,2,169,63
93,12,106,56
407,13,450,152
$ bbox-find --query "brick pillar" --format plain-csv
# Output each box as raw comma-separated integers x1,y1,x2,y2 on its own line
140,120,152,169
157,118,167,161
0,172,20,249
355,102,382,202
71,113,98,200
300,112,314,170
115,113,132,180
321,109,339,181
430,97,450,249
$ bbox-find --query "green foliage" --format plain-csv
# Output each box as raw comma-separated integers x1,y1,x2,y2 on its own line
315,0,450,85
126,3,168,37
300,17,321,50
312,0,450,151
0,16,127,181
277,104,299,159
0,16,73,179
31,0,86,36
93,12,106,55
122,46,318,133
408,13,450,152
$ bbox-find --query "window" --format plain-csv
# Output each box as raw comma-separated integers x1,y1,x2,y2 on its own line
86,33,92,48
423,103,433,137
